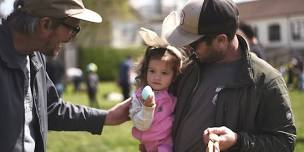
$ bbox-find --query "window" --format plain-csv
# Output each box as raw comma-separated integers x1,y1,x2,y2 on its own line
290,19,304,41
268,24,281,42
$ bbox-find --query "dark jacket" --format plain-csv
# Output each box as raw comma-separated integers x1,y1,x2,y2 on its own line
0,24,107,152
173,35,296,152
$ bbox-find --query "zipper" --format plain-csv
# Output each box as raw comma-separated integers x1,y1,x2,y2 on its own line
182,62,201,117
174,61,201,140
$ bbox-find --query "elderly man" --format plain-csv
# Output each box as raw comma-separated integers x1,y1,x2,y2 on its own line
162,0,296,151
0,0,130,151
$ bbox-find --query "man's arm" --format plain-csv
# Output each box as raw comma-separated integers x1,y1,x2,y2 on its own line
105,98,131,125
46,71,131,134
203,76,296,151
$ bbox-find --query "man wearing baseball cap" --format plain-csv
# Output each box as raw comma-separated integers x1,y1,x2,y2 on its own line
162,0,296,151
0,0,130,151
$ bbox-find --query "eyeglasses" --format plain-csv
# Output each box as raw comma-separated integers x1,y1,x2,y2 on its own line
60,21,80,35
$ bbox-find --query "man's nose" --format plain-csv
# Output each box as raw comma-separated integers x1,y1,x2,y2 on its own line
63,34,76,43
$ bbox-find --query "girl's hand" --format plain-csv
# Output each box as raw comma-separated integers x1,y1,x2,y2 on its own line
141,86,155,107
142,94,155,107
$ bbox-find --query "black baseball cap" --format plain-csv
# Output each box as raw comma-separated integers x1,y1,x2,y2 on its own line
163,0,239,47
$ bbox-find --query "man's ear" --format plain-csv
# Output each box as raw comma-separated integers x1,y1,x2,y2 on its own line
214,34,228,48
215,34,228,43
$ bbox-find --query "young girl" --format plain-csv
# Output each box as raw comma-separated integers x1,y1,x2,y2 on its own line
129,28,184,152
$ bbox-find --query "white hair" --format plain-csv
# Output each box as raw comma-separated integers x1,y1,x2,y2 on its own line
0,0,15,18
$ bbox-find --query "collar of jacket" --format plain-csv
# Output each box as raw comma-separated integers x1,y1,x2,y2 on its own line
224,34,255,89
0,23,43,72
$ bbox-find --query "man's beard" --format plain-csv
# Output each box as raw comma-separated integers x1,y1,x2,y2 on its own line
44,43,63,57
199,50,225,64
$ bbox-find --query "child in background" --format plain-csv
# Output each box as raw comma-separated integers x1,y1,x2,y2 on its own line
301,71,304,91
129,28,184,152
86,63,99,108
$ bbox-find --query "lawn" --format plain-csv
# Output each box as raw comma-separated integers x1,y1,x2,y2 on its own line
47,82,304,152
47,82,138,152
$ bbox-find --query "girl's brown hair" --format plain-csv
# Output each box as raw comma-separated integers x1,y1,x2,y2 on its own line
135,46,183,88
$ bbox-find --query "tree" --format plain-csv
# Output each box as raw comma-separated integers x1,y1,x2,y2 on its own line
77,0,135,47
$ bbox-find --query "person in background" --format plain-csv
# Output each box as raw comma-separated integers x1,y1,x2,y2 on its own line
287,57,304,90
238,21,267,60
162,0,296,151
0,0,130,151
86,63,100,108
46,57,65,97
287,58,296,89
119,55,133,100
66,67,83,92
301,70,304,91
129,28,184,152
293,57,304,90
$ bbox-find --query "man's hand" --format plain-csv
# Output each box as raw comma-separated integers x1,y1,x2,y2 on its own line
206,133,220,152
203,126,238,151
105,98,131,125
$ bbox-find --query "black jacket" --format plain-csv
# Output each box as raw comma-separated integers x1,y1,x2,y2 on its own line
0,24,107,152
173,35,296,152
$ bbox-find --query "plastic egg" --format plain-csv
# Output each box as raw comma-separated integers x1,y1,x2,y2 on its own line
142,85,153,100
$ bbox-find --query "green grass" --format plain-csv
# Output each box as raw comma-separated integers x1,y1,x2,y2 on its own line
47,82,304,152
290,90,304,152
47,82,139,152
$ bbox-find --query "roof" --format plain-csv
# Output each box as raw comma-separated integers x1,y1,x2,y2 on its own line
237,0,304,20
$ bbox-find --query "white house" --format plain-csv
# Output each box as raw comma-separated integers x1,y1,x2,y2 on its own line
111,20,142,48
238,0,304,65
111,0,183,48
119,0,304,66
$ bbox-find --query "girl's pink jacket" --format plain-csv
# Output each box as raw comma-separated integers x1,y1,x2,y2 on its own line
131,89,176,145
